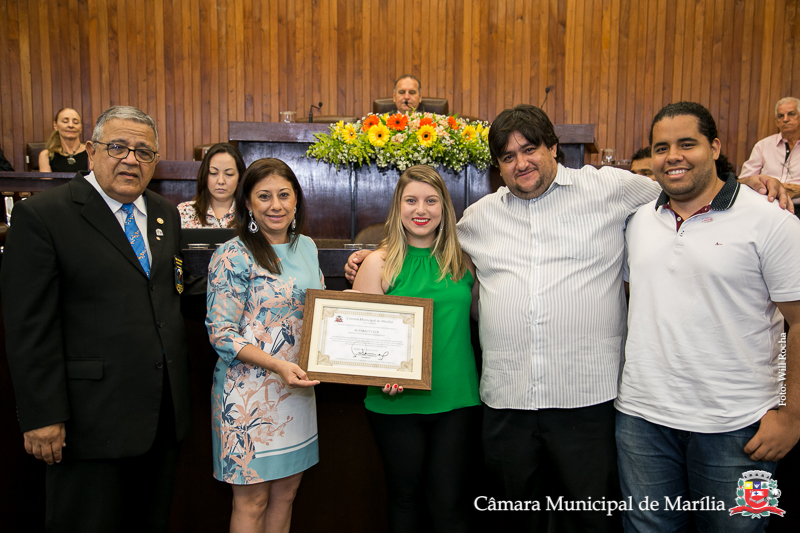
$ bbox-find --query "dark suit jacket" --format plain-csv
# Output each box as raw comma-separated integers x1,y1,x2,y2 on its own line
1,174,192,459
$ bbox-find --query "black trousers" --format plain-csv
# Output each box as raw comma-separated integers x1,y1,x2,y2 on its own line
482,400,621,532
367,406,480,533
45,373,181,533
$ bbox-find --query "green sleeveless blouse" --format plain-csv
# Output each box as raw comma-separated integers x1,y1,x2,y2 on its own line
364,245,481,414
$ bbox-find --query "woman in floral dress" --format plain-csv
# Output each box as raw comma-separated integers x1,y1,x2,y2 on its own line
206,158,323,533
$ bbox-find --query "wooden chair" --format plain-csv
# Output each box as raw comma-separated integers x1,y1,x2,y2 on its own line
26,142,47,171
353,222,385,244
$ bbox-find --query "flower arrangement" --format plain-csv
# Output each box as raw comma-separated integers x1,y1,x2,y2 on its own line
306,112,491,172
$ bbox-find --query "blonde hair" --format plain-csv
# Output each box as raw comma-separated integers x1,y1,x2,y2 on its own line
45,108,82,158
380,165,466,286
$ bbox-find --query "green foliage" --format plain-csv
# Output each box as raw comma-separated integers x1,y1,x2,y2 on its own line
306,112,491,172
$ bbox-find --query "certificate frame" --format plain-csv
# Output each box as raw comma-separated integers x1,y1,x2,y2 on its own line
298,289,433,389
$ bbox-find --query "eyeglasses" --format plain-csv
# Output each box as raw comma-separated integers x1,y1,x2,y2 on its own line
94,141,158,163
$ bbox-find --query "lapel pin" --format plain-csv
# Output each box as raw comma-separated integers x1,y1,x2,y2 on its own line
156,229,164,236
157,217,164,224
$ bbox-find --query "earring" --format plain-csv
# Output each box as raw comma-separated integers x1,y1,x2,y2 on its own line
248,210,259,233
291,207,297,231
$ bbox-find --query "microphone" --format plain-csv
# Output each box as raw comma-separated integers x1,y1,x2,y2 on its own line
309,102,323,123
540,86,554,109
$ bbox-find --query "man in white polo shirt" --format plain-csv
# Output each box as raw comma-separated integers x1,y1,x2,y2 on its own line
616,101,800,532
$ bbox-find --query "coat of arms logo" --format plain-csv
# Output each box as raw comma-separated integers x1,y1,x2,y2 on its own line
728,470,785,518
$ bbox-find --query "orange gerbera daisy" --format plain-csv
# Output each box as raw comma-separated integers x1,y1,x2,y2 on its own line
362,114,380,132
416,124,437,147
387,113,409,131
448,116,460,130
419,117,434,127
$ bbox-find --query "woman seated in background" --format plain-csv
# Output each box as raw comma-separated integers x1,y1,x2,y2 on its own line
38,107,88,173
206,158,323,533
353,165,481,533
178,142,245,228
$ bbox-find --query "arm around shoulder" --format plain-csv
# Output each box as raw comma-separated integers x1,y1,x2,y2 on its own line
352,248,388,295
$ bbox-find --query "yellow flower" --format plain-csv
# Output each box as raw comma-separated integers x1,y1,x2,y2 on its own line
475,124,484,134
335,120,345,134
342,124,357,144
462,125,478,142
416,124,437,147
368,124,391,147
481,127,490,141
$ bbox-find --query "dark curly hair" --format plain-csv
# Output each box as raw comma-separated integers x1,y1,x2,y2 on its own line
649,102,735,176
488,104,565,166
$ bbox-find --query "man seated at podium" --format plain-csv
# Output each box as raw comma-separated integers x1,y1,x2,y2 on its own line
392,74,424,113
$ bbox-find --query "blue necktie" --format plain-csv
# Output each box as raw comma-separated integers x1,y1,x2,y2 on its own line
121,203,150,277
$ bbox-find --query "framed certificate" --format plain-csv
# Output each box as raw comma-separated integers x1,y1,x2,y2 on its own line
298,289,433,389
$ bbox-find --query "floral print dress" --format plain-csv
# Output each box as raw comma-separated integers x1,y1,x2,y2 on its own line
178,200,236,228
206,236,323,484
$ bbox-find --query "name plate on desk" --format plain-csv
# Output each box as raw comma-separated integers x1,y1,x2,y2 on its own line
298,289,432,389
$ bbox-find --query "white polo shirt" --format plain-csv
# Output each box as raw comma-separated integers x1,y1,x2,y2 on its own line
616,175,800,432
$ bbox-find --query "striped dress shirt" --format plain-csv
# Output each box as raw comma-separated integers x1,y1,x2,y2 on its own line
457,164,661,410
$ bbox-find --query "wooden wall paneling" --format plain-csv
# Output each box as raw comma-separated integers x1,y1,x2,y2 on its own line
18,0,33,152
351,0,363,118
632,0,646,153
163,0,176,159
172,0,186,159
616,0,633,156
716,0,733,152
782,0,796,99
596,0,610,159
235,0,245,125
418,0,429,102
216,0,228,145
727,0,744,168
563,0,575,123
8,0,25,169
746,0,766,160
28,0,43,141
707,0,723,123
459,0,471,116
478,0,489,120
245,0,256,124
641,0,659,150
125,0,138,113
587,0,601,132
45,0,57,124
108,0,120,107
3,0,800,177
578,0,589,124
698,0,714,109
793,0,800,97
747,2,780,146
68,0,82,118
617,0,631,156
767,0,787,139
451,0,462,113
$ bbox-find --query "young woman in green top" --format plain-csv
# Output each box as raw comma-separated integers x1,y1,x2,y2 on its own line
353,165,481,533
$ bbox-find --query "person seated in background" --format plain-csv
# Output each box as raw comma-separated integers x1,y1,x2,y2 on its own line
392,74,424,113
177,143,245,228
740,97,800,196
38,107,89,173
630,146,655,180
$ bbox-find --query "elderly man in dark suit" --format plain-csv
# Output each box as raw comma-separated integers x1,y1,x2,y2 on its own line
2,106,194,532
